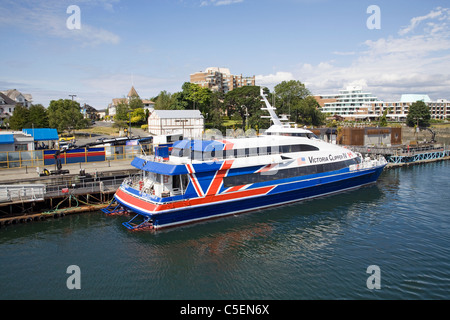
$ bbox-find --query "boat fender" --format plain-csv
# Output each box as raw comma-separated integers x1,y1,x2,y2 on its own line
43,168,50,176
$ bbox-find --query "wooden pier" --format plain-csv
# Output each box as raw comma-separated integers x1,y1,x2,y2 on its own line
0,203,109,227
0,165,139,228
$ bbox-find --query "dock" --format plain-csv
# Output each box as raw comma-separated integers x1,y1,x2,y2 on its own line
346,144,450,168
0,160,139,227
1,142,449,228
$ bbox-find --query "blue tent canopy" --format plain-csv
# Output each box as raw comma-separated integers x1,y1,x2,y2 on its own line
0,134,14,145
22,128,59,141
191,140,225,152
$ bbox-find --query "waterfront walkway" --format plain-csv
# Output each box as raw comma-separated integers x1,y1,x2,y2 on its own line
0,159,137,184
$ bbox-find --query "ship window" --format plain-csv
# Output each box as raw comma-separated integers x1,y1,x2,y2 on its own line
188,143,320,160
249,147,258,156
258,146,267,155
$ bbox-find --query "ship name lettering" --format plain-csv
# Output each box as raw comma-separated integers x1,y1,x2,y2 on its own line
308,156,329,163
329,153,348,161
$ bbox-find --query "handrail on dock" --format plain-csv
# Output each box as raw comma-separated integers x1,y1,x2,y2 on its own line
0,184,46,203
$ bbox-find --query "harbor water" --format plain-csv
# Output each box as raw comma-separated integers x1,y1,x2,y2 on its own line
0,161,449,300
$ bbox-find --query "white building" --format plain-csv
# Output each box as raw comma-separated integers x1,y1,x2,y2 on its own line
148,110,204,138
108,86,155,118
314,86,380,119
315,87,450,121
0,93,17,127
1,89,33,108
0,131,35,152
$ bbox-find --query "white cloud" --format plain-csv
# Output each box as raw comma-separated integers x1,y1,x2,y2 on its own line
200,0,244,7
255,72,295,88
0,0,120,46
256,7,450,101
332,51,356,56
398,7,448,35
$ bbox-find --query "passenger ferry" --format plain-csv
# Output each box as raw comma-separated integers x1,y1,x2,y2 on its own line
104,88,387,230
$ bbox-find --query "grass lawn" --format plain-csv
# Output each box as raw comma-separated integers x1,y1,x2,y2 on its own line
222,118,241,128
75,126,120,136
431,122,450,129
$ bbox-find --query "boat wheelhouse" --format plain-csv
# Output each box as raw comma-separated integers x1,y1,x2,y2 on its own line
104,89,387,230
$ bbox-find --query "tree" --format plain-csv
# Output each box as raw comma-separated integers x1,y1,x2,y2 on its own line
47,99,87,133
28,104,49,128
379,108,390,127
406,100,431,128
130,108,146,125
273,80,311,120
224,86,266,130
114,101,130,122
295,96,325,126
9,105,30,130
128,97,143,110
154,90,178,110
206,91,225,130
174,82,212,113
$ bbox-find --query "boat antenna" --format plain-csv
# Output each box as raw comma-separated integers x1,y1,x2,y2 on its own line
260,87,282,126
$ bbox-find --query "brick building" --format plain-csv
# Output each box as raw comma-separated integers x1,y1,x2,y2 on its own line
190,67,255,94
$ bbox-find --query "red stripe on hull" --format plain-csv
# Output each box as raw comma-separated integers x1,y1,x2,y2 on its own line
206,160,233,196
115,185,275,215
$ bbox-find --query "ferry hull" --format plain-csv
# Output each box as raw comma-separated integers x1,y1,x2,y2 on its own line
114,165,385,230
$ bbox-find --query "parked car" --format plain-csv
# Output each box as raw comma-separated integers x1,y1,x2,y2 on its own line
59,141,76,150
59,134,75,142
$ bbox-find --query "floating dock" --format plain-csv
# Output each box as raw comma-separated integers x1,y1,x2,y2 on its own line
346,144,450,168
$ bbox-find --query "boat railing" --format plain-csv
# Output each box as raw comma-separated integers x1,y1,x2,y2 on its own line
122,176,184,198
349,155,386,171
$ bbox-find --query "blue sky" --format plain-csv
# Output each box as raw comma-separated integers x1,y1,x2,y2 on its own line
1,0,449,109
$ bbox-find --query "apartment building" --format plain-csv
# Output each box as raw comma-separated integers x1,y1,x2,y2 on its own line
314,86,381,119
364,95,450,121
315,87,450,121
190,67,255,94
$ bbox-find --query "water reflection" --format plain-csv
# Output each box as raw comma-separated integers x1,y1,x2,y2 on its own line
3,163,449,299
118,183,386,278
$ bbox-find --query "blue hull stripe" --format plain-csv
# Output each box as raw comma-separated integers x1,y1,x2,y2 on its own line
115,165,385,229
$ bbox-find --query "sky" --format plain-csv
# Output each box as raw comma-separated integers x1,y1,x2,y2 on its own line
1,0,449,110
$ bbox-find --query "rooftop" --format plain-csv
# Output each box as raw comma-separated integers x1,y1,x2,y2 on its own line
400,94,432,103
152,110,203,119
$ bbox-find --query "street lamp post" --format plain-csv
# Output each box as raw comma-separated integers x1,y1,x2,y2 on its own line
175,119,188,138
128,110,132,138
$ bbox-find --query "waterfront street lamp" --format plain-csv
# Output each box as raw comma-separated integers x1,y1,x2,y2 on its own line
128,110,132,138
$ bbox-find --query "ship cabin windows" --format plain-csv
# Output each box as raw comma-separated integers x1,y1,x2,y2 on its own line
171,143,319,161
